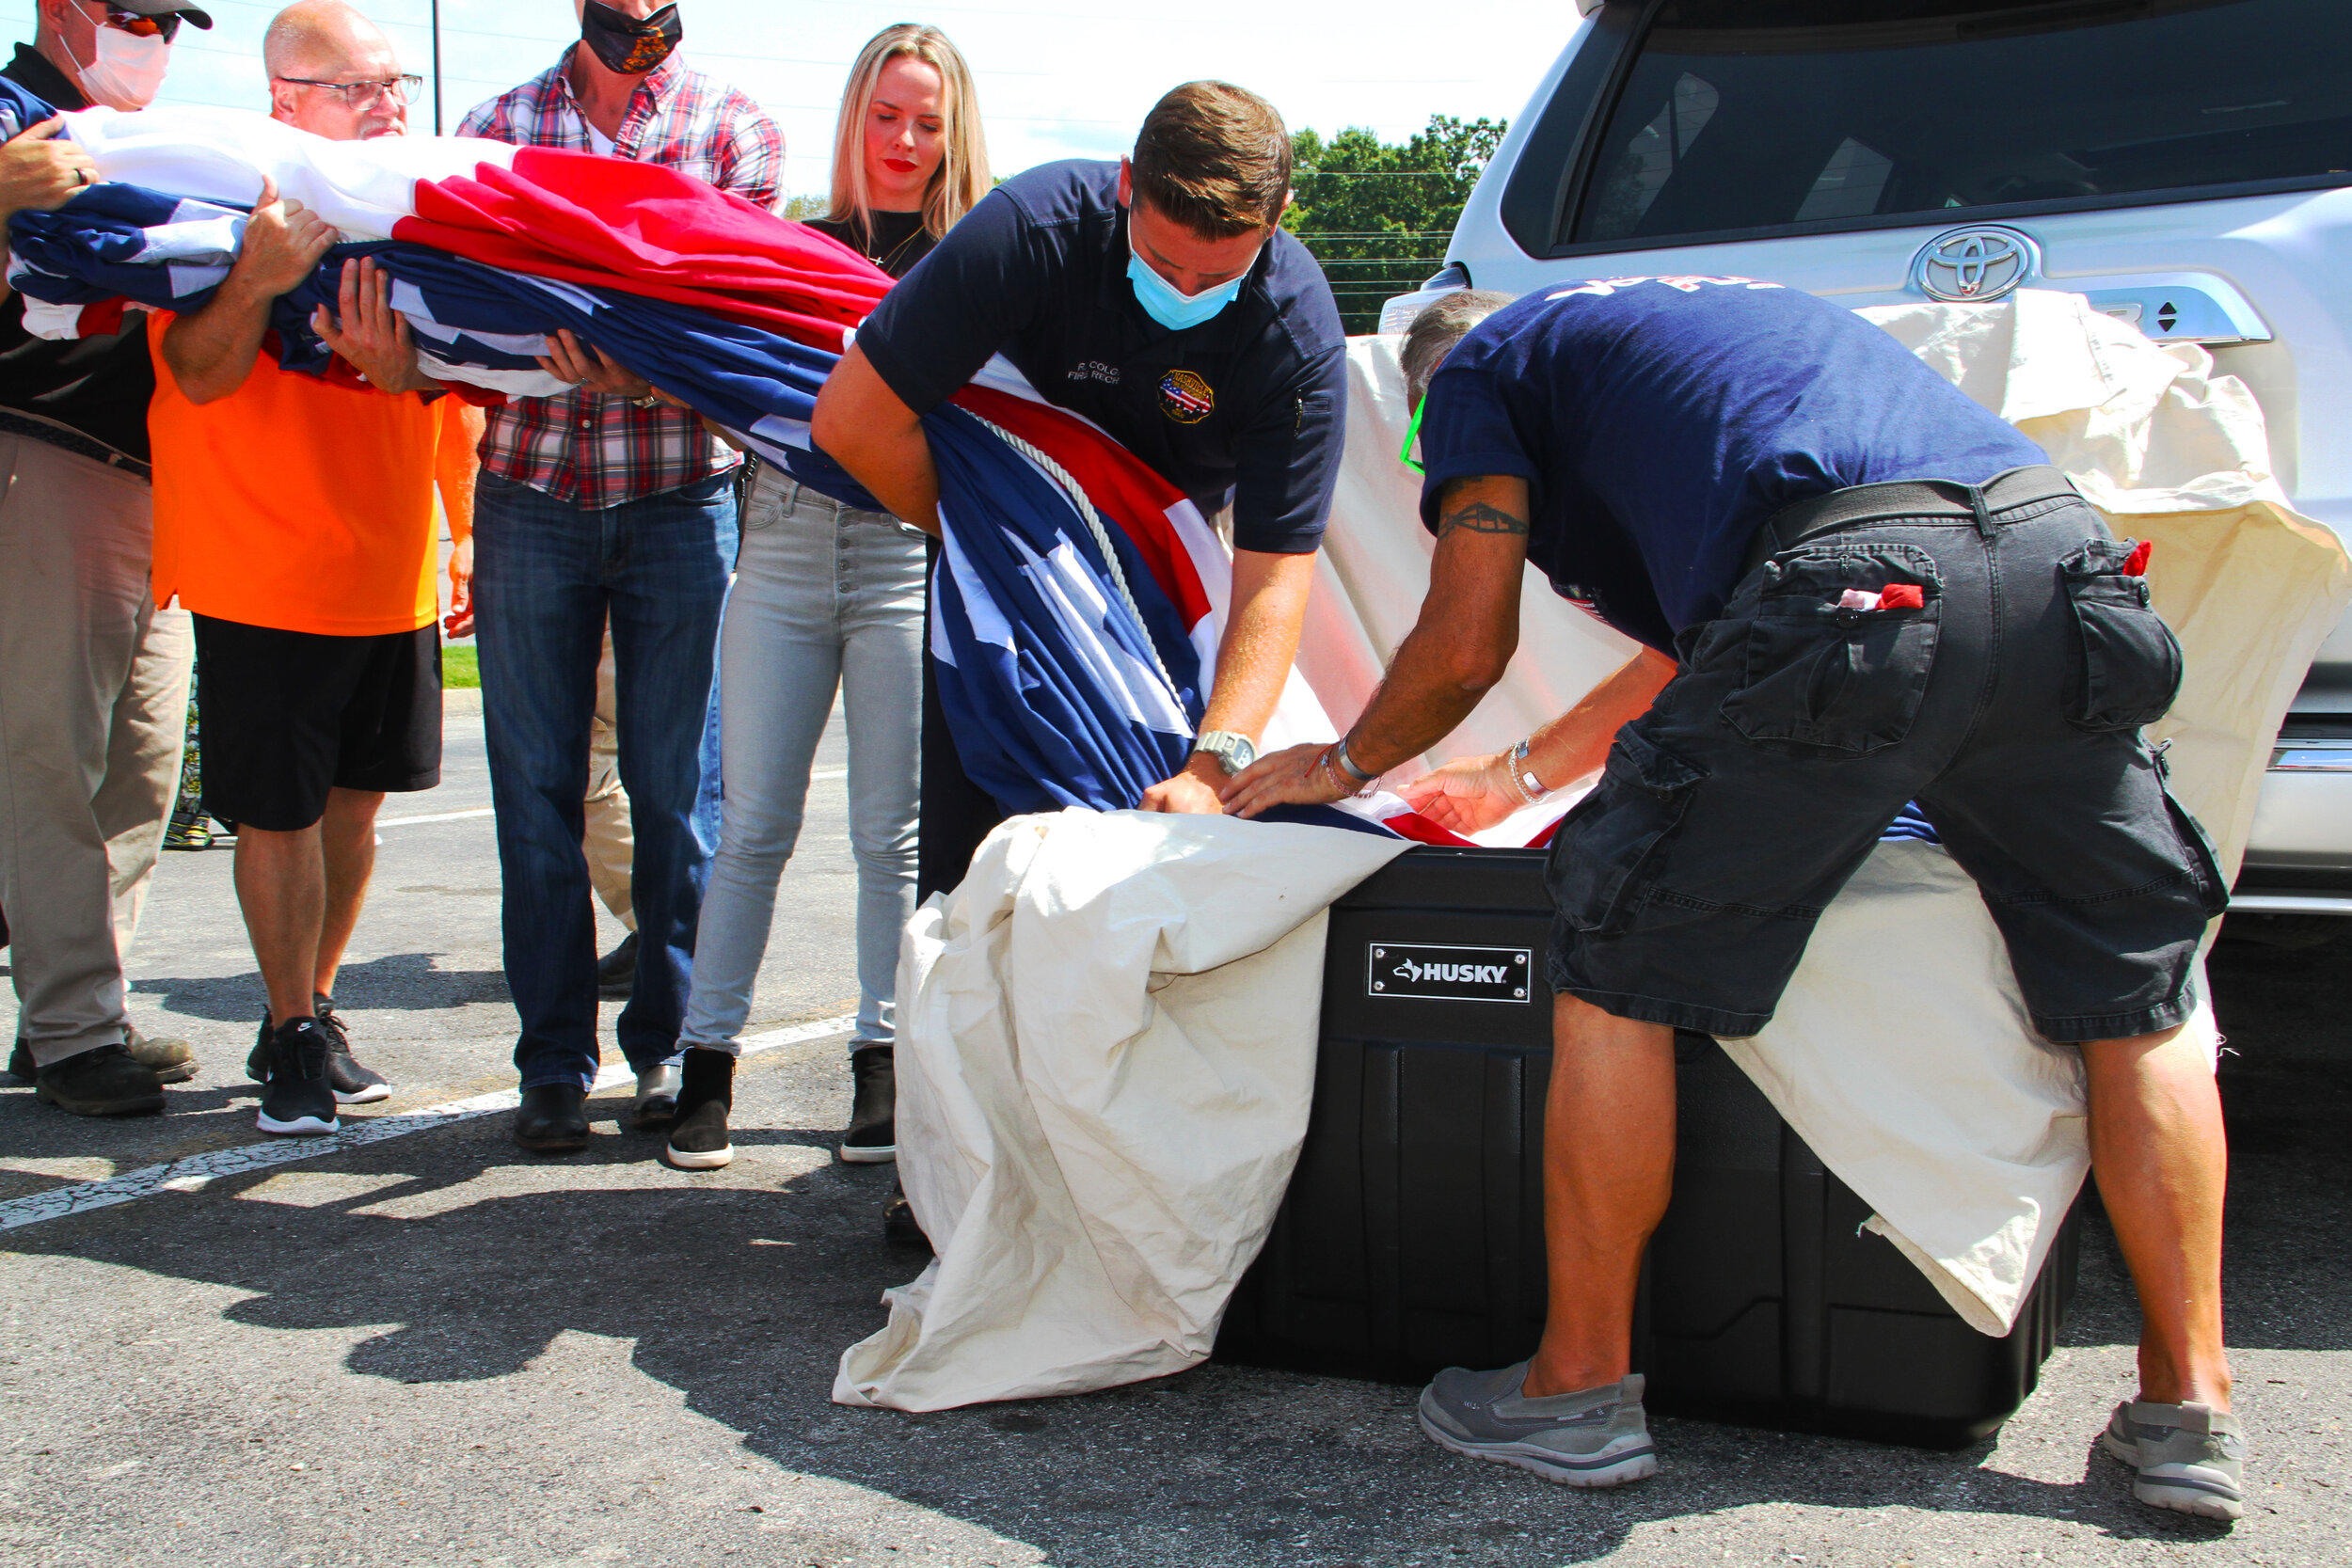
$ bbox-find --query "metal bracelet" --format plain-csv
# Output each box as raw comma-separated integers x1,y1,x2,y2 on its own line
1333,736,1378,784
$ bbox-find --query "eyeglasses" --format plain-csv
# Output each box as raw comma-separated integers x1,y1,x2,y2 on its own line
1397,397,1427,475
276,74,423,105
99,5,182,40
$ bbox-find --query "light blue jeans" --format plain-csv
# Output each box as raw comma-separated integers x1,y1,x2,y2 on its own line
681,467,925,1054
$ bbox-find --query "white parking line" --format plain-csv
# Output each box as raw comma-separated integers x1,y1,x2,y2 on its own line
373,769,848,831
0,1011,860,1233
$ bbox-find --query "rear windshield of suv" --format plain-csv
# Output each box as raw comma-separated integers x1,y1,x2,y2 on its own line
1570,0,2351,247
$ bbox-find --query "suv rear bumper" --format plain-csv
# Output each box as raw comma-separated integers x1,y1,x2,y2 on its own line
2232,733,2352,913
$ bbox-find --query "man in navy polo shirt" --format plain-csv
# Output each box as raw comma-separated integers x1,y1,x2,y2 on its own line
813,78,1346,901
1227,281,2241,1518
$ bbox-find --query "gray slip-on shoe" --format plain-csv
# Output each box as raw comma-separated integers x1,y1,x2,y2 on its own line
1417,1365,1657,1487
2101,1399,2246,1521
631,1062,683,1131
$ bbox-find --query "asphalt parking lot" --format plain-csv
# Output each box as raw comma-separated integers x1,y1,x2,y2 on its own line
2,711,2346,1567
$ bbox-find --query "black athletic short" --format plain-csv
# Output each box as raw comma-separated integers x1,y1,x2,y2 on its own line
1546,467,2227,1046
193,614,442,832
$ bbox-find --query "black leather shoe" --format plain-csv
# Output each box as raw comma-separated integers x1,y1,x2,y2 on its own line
514,1083,591,1151
596,933,638,1000
882,1181,930,1252
34,1043,165,1117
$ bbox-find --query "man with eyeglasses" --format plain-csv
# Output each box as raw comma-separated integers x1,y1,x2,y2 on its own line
139,0,483,1137
0,0,215,1118
459,2,783,1153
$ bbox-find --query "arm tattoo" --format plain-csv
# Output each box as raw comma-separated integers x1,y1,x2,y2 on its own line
1437,500,1531,539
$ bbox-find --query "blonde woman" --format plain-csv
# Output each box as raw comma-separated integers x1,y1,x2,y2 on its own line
665,24,990,1172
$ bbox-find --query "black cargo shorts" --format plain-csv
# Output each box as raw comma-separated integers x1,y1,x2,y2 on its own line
1546,466,2226,1045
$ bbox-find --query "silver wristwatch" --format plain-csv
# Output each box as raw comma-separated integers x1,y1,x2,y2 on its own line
1192,730,1257,776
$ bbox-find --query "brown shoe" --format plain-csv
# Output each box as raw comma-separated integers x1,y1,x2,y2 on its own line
125,1026,199,1085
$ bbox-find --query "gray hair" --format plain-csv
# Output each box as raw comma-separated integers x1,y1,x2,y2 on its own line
1400,289,1515,413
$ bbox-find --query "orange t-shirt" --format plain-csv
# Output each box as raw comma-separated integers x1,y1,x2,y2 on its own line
147,313,481,637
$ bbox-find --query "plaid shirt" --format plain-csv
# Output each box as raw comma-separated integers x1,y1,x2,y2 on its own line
458,54,784,509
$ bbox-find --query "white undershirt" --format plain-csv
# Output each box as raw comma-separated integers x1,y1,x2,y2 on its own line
584,121,614,157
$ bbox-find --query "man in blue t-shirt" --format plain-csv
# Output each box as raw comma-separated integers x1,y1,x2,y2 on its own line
812,79,1346,900
1226,280,2242,1517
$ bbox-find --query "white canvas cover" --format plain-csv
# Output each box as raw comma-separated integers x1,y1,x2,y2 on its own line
836,292,2349,1408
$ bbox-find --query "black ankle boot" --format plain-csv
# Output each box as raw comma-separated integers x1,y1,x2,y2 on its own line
664,1048,735,1170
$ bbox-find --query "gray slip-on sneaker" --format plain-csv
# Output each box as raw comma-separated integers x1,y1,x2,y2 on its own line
631,1062,683,1131
2101,1399,2246,1521
1418,1364,1657,1487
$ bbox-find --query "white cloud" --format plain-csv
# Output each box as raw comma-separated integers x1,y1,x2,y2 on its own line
0,0,1574,198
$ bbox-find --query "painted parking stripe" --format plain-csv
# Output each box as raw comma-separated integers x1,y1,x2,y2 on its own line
373,770,846,831
0,1011,859,1233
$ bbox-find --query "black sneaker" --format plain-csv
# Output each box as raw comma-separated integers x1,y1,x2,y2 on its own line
664,1048,735,1170
841,1045,897,1164
245,1014,273,1084
882,1182,930,1251
256,1018,339,1136
311,994,390,1104
597,932,639,1000
32,1043,165,1117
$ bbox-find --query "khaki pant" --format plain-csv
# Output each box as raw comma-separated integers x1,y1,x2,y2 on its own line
583,624,634,932
0,436,194,1066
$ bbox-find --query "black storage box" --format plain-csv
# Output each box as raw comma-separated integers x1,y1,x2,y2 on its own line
1216,846,2079,1449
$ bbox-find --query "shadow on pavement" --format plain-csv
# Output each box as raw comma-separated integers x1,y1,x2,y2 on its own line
131,951,511,1022
6,929,2343,1563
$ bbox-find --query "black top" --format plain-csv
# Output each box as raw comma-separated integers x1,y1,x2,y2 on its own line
853,160,1347,555
0,43,153,466
804,207,935,280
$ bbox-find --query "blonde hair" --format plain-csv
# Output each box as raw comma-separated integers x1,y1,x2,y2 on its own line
827,24,991,244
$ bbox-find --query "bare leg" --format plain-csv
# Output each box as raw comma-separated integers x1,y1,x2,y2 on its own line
2081,1024,2232,1410
233,823,325,1028
1525,994,1678,1397
313,787,385,1001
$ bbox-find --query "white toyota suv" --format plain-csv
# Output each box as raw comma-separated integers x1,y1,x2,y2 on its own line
1393,0,2352,912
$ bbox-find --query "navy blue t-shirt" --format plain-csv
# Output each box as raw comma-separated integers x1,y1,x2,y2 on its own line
854,160,1348,554
1416,277,2047,652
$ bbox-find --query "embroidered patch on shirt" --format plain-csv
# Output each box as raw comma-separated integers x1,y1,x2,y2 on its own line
1158,368,1214,424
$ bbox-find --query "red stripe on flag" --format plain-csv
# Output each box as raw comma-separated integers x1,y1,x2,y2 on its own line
950,383,1216,631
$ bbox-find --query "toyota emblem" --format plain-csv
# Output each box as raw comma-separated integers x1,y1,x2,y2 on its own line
1911,226,2040,302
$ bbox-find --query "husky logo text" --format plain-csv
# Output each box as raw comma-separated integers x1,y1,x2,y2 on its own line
1367,943,1533,1004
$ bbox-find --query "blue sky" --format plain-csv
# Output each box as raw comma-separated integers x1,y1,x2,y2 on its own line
0,0,1574,199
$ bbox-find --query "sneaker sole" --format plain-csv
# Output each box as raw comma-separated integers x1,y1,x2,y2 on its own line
2102,1430,2245,1522
256,1110,339,1136
665,1142,735,1170
333,1084,392,1104
1416,1409,1658,1488
839,1142,898,1164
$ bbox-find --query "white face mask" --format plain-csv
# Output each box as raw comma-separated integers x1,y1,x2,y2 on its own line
60,19,171,111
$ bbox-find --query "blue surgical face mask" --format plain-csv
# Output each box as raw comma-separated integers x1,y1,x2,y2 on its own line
1126,226,1256,332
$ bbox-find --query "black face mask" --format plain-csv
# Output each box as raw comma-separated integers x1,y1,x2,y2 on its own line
580,1,682,75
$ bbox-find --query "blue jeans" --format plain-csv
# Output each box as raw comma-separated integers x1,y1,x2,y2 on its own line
472,469,738,1090
681,468,924,1055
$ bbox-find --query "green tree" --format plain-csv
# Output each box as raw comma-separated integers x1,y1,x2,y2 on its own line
1286,115,1507,335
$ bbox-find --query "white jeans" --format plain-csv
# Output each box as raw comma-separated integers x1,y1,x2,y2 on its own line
681,467,925,1053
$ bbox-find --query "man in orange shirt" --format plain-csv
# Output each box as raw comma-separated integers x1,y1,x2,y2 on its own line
148,0,477,1134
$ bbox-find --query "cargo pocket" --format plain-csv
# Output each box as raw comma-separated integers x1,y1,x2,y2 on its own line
1720,546,1942,755
2153,752,2229,919
2060,540,2182,732
1548,726,1705,935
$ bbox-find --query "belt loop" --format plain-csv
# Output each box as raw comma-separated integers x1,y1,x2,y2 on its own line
1967,483,1995,539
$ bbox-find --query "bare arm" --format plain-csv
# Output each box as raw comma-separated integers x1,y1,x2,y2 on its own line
809,341,941,535
1138,546,1318,814
1222,474,1534,817
161,177,332,405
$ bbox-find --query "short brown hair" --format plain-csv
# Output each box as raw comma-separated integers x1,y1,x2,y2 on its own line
1131,81,1291,239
